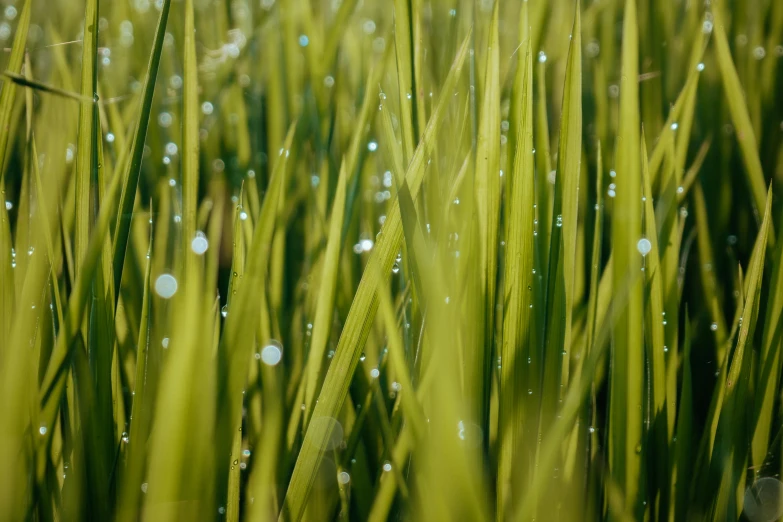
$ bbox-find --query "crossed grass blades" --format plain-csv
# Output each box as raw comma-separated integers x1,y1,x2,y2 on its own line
1,0,783,520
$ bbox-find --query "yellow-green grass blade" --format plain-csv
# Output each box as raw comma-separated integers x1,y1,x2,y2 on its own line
281,34,471,522
392,0,416,165
539,0,581,463
497,32,534,519
0,160,48,522
650,26,705,187
709,187,772,519
142,245,215,520
393,173,488,521
376,272,425,440
515,267,642,522
610,0,644,515
655,132,680,442
303,161,347,423
36,139,127,468
640,130,669,518
712,0,771,238
182,0,199,276
112,0,172,298
0,0,30,179
473,0,500,437
215,122,296,498
0,0,31,344
534,54,553,273
750,208,783,470
117,229,152,522
0,178,12,353
73,0,100,276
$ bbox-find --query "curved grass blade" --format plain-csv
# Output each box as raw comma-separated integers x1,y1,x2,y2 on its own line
709,187,772,519
112,0,172,299
712,0,771,238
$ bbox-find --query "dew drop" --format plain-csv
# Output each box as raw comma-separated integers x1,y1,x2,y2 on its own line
637,238,652,256
154,274,178,299
191,232,209,255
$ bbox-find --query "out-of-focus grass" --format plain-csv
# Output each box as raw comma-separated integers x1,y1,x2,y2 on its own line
0,0,783,520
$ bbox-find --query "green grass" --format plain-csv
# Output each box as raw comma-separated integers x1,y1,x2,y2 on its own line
1,0,783,520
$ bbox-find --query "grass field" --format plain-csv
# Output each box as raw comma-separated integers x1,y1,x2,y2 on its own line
0,0,782,520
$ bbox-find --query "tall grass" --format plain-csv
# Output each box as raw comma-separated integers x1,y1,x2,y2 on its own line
0,0,782,520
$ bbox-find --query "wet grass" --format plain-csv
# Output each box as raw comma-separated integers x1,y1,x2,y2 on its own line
1,0,783,520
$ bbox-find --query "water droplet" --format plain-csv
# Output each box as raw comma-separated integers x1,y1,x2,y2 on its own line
588,426,596,433
141,483,148,493
538,51,547,63
201,101,214,115
711,322,718,332
382,461,392,472
637,238,652,256
359,353,366,362
261,339,283,366
392,263,400,274
555,215,563,227
161,337,169,349
670,122,679,130
527,389,533,395
696,62,705,72
370,368,380,379
39,425,47,435
191,232,209,254
218,506,226,514
753,46,766,60
122,431,129,443
221,305,229,318
338,470,351,484
154,274,178,299
743,477,783,522
158,112,172,127
27,246,34,256
367,141,378,152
